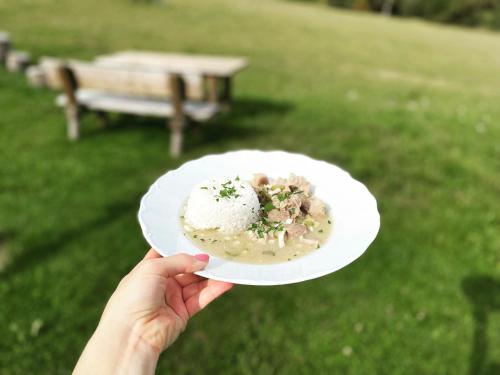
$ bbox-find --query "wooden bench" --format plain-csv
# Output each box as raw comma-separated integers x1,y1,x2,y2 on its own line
54,61,219,157
6,50,31,72
0,32,11,64
95,51,248,110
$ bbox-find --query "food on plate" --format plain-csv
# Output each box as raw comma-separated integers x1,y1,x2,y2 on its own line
184,178,260,233
181,174,331,264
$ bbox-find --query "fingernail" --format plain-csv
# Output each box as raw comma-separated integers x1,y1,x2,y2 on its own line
195,253,209,262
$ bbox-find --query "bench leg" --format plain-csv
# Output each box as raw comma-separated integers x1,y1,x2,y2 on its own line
206,75,218,103
220,77,232,111
65,105,80,140
169,117,185,158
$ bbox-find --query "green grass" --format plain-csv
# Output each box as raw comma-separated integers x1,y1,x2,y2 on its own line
1,0,500,374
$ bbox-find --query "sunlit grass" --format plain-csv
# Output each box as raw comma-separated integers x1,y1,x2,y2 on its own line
0,0,499,374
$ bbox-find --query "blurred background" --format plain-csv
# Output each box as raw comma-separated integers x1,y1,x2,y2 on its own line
0,0,499,374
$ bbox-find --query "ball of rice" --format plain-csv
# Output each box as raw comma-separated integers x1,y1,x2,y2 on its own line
185,177,260,233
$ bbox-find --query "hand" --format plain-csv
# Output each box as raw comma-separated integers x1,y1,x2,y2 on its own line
73,250,233,375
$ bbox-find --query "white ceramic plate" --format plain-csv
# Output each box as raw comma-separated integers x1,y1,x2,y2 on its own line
138,150,380,285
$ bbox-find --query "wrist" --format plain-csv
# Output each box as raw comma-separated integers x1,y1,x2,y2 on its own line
115,324,160,375
74,320,160,375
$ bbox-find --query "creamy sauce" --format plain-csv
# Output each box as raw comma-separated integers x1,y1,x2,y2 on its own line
181,216,332,264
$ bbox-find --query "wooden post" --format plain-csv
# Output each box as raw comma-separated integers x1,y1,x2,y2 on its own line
168,73,186,158
0,32,11,64
381,0,395,16
205,75,218,103
57,65,81,140
220,77,232,111
65,105,80,140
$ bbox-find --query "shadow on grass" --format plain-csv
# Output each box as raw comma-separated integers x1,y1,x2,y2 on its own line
0,196,140,280
79,97,293,146
462,275,500,375
0,230,12,272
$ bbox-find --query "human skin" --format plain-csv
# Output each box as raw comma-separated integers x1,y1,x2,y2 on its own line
73,250,233,375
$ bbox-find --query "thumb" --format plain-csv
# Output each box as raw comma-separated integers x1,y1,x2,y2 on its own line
140,253,209,278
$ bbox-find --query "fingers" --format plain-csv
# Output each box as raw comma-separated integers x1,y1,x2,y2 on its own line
175,273,204,287
143,248,161,260
140,253,209,278
185,280,233,317
182,279,205,301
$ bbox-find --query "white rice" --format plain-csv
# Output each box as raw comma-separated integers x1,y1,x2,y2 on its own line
184,177,260,233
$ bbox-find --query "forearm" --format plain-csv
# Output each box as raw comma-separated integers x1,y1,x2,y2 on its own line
73,322,159,375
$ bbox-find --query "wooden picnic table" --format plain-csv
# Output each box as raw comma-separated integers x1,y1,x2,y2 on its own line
94,51,248,107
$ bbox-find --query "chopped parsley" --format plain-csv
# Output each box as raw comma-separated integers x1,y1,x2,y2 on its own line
247,217,284,238
216,179,240,199
276,191,289,202
274,189,304,202
193,234,198,238
200,186,208,190
264,202,275,212
328,220,331,224
319,229,324,233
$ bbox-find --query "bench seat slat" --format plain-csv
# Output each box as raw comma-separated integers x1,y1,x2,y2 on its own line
56,89,218,122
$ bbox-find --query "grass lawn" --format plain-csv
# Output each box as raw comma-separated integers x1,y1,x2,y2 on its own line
1,0,499,373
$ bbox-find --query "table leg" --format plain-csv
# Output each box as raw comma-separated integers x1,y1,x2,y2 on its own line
206,76,218,103
220,77,232,111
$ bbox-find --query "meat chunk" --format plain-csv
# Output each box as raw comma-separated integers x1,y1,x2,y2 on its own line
286,174,311,195
285,223,307,238
273,174,310,195
268,209,290,222
308,198,326,219
285,194,302,219
301,198,311,212
252,173,269,188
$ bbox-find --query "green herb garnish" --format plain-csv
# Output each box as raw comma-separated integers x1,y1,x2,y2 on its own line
247,217,284,238
264,202,275,212
276,192,290,202
216,180,240,199
200,186,208,190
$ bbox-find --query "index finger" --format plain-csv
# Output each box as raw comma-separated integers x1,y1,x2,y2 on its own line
143,248,161,260
141,253,209,278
